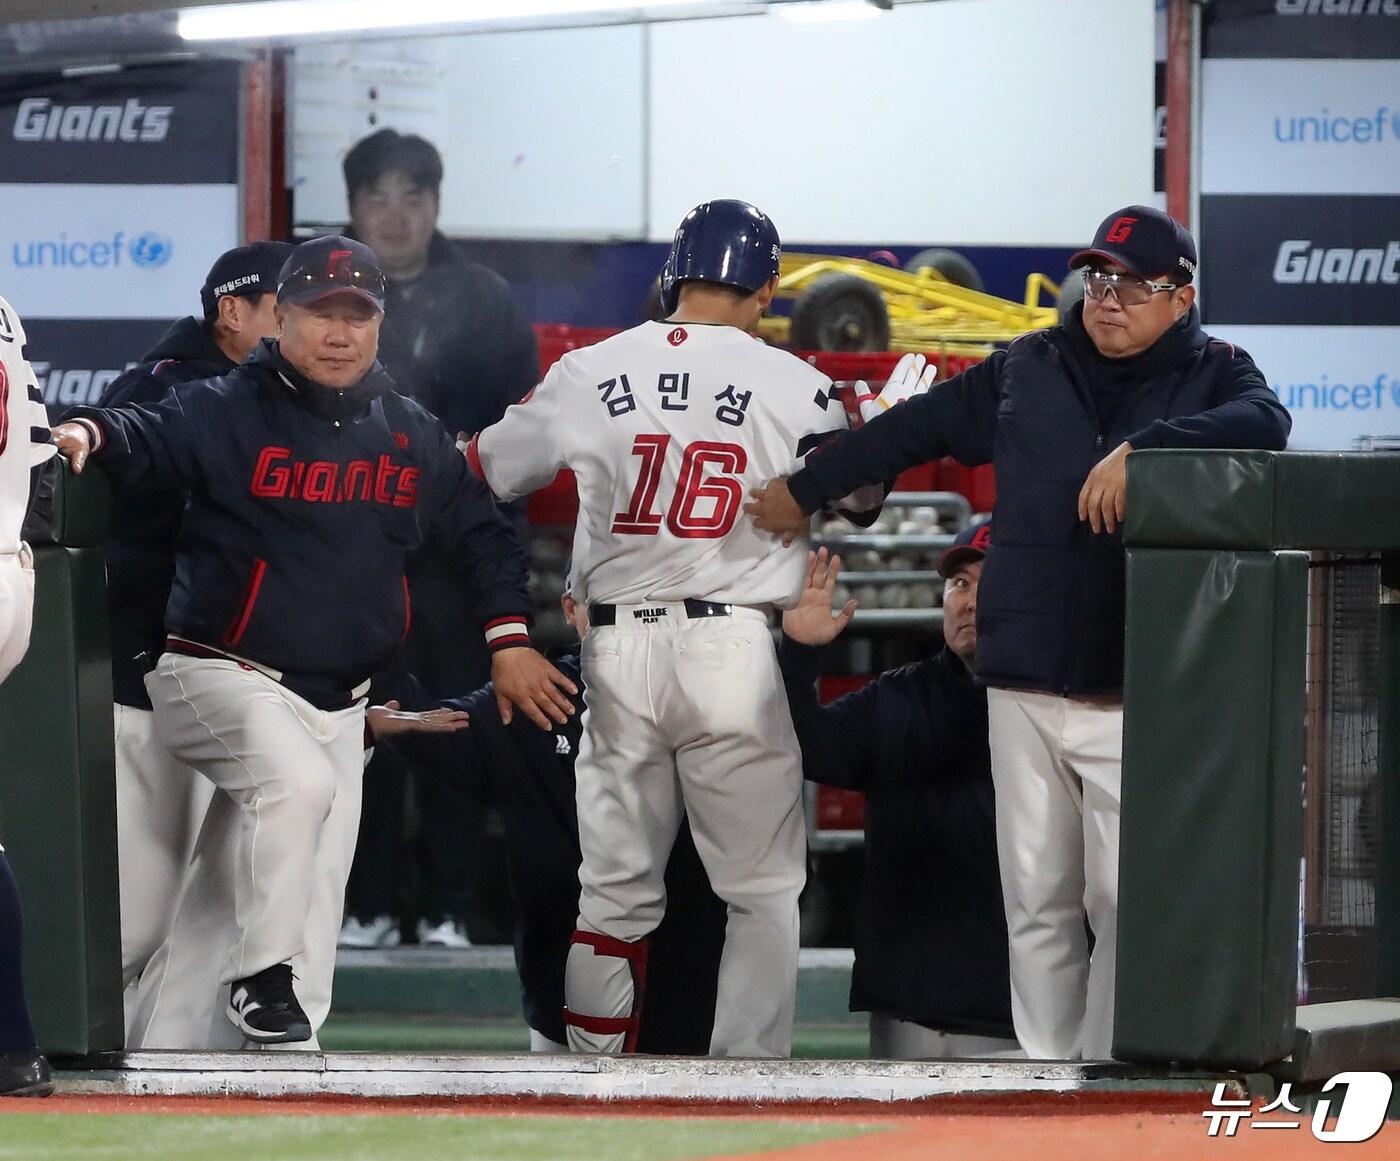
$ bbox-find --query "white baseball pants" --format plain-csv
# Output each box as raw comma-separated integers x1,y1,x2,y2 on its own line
986,687,1123,1060
565,604,806,1059
114,704,215,1001
868,1013,1024,1060
0,548,34,686
126,653,365,1050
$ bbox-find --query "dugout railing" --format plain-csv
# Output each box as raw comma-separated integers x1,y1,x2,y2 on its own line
1117,449,1400,1071
0,462,122,1056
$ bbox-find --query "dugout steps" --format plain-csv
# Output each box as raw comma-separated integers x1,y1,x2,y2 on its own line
328,950,1400,1084
55,1051,1255,1105
332,946,861,1025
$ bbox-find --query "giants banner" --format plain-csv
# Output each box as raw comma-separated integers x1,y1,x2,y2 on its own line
1200,196,1400,325
1203,0,1400,61
0,60,241,408
1201,2,1400,448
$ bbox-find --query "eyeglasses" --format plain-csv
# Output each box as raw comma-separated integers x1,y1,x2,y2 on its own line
1081,269,1181,307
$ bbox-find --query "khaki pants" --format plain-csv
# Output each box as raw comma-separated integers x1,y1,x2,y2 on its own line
114,704,216,997
868,1013,1024,1060
127,654,364,1050
0,548,34,686
986,687,1123,1061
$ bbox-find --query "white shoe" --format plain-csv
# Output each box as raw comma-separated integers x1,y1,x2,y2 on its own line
338,914,401,949
416,917,472,948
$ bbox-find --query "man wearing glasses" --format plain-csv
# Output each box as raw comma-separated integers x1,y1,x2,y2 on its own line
746,205,1291,1061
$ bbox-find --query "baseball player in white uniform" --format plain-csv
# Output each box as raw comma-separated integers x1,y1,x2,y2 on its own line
469,200,902,1058
0,294,58,1098
0,297,53,683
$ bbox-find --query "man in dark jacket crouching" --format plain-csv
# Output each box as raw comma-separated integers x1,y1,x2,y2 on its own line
780,528,1020,1059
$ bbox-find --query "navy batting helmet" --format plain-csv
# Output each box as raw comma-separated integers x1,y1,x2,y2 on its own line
660,199,781,315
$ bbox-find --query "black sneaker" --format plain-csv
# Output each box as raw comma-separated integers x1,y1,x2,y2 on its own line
0,1050,54,1097
226,963,312,1044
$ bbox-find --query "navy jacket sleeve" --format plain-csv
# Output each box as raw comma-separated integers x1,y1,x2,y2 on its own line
780,636,986,792
787,352,1005,515
70,388,207,492
778,636,880,791
1126,343,1292,451
381,685,498,796
418,421,532,639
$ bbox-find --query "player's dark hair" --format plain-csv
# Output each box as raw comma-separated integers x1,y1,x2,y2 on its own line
680,280,754,303
206,290,272,323
343,129,443,198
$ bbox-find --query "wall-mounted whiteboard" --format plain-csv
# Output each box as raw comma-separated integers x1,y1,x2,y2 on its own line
293,26,646,238
648,0,1155,245
292,0,1155,246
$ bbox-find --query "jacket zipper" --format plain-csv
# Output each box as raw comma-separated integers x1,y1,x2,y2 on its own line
223,558,268,648
1060,430,1106,695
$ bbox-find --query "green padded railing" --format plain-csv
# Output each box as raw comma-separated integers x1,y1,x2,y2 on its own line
0,463,122,1057
1117,450,1400,1069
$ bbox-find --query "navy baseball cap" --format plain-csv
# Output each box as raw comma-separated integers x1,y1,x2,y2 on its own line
938,520,992,579
200,241,294,318
1069,205,1198,284
277,235,386,312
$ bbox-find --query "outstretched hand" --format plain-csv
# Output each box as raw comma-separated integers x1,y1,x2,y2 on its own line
1077,440,1132,534
744,478,808,546
366,699,471,741
856,352,937,425
51,422,93,473
492,647,579,729
782,548,857,646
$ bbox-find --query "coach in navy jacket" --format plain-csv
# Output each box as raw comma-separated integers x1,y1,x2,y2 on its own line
779,535,1016,1058
750,207,1291,1063
87,240,292,996
53,236,574,1049
67,330,528,695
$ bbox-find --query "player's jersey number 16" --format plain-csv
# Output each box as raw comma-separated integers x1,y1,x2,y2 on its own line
612,435,747,540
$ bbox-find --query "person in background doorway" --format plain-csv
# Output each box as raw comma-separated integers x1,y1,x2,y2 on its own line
338,128,539,951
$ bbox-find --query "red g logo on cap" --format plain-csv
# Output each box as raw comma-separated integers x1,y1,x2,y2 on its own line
326,248,354,281
970,524,992,551
1105,216,1138,244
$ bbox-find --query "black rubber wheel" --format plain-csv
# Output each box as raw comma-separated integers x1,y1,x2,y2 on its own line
1057,267,1085,322
789,273,891,352
903,247,984,292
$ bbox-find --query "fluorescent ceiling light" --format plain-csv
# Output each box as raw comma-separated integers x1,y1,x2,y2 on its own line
178,0,710,41
774,0,881,22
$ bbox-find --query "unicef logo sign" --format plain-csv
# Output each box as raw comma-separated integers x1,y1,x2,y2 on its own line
129,232,171,268
10,229,173,271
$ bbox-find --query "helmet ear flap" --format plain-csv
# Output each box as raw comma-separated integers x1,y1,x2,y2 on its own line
659,254,678,316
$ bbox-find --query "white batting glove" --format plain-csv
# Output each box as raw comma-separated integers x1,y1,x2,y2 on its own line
856,353,937,425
